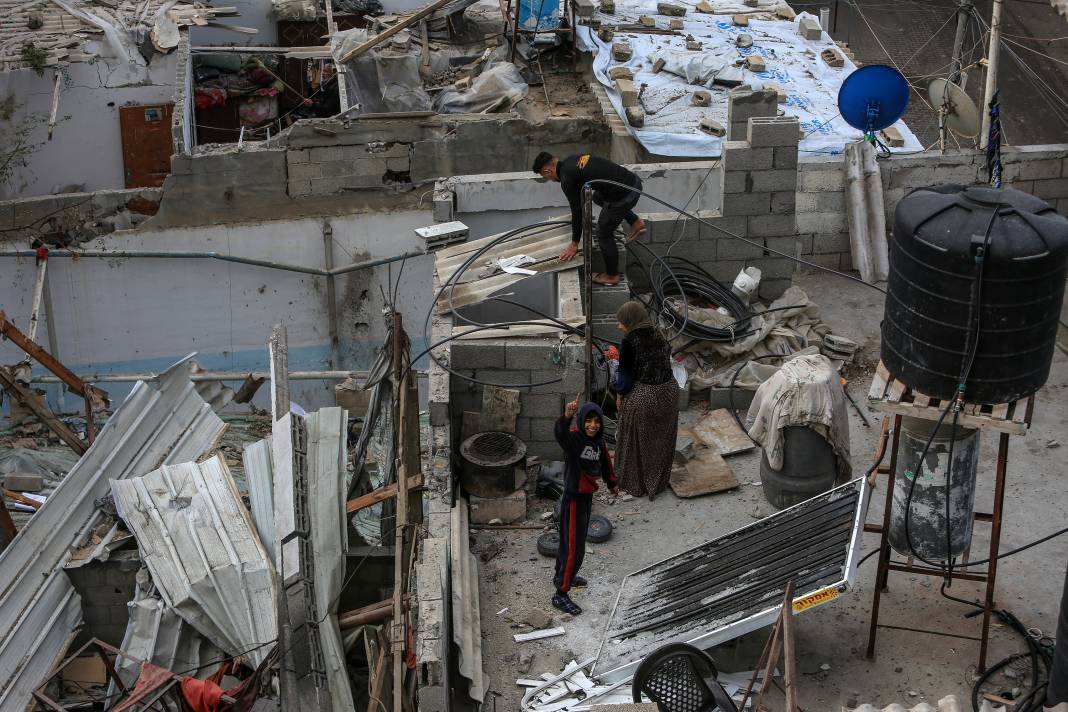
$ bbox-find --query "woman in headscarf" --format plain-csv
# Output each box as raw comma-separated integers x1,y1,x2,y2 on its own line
613,300,679,499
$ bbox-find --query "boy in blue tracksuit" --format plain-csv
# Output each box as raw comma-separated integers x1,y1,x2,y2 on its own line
551,397,618,615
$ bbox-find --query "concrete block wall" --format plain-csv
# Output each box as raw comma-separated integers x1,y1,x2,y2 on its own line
634,113,803,300
64,553,141,648
448,337,585,460
0,188,162,246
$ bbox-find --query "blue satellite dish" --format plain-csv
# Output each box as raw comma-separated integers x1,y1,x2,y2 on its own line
837,64,910,134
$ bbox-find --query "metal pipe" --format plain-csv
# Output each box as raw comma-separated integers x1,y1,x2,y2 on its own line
0,249,423,278
41,267,65,412
322,222,340,368
31,370,370,384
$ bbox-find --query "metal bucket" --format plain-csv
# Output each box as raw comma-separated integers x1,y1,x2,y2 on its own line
889,416,980,560
459,431,527,498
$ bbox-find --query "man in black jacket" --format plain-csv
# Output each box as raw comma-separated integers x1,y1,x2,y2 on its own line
533,152,646,286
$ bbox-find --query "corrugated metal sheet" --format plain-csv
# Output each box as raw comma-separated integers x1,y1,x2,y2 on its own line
452,498,486,703
305,407,355,712
0,356,226,711
112,454,277,668
243,437,276,563
852,695,963,712
595,479,869,681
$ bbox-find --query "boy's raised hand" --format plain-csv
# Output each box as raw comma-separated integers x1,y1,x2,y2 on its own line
564,392,581,418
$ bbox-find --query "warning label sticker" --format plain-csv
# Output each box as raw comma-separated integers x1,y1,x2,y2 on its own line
791,586,839,614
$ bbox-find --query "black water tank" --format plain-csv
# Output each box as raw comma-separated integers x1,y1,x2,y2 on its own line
883,185,1068,404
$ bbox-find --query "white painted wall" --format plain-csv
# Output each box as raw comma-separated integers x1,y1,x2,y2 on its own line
0,210,434,409
187,0,279,46
0,52,179,200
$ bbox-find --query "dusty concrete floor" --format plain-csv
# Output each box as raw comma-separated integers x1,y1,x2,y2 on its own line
473,269,1068,709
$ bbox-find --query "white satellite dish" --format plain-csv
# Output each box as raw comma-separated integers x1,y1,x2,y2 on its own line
928,78,981,138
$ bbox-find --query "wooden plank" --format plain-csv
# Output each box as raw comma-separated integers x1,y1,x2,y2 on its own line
669,451,739,498
867,398,1028,436
886,378,905,404
339,0,456,63
0,368,86,455
868,361,890,401
689,408,755,456
911,393,929,408
480,386,521,433
991,402,1009,419
513,627,566,642
345,474,425,514
1011,398,1028,425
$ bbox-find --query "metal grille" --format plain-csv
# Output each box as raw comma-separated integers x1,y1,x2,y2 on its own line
465,431,523,464
596,480,866,679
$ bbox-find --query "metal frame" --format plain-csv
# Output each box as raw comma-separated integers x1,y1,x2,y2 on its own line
864,410,1022,673
593,477,872,682
31,639,144,710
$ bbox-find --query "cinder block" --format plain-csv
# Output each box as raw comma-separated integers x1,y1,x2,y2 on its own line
717,237,765,259
722,191,771,216
453,342,506,369
798,165,845,192
1031,178,1068,200
813,231,852,254
727,87,778,125
505,343,555,370
469,490,526,523
520,393,563,418
813,191,846,213
514,417,532,441
657,2,687,15
528,417,558,442
770,191,796,214
798,16,822,40
723,170,749,194
1003,157,1063,182
774,146,799,169
729,122,749,141
758,277,793,300
746,257,794,280
767,234,812,255
288,162,322,180
797,212,847,234
724,143,774,171
433,187,455,222
748,116,801,148
3,473,43,492
698,258,746,282
749,168,797,192
470,369,534,387
615,78,638,108
288,180,313,197
747,214,796,237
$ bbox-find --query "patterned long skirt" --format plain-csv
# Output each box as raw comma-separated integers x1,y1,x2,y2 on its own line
616,379,679,498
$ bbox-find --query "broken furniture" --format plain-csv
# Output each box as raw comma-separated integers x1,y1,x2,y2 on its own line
595,478,869,681
630,643,737,712
864,366,1036,672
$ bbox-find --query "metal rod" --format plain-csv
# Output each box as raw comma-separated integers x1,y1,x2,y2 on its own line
30,369,375,384
781,579,798,712
979,432,1010,672
582,186,593,402
322,223,340,368
866,413,902,660
877,623,982,642
0,249,422,278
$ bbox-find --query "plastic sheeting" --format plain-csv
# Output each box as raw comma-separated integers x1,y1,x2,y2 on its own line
577,10,922,157
434,62,529,113
333,28,432,113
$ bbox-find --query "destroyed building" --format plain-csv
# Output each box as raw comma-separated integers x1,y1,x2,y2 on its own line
2,0,1068,710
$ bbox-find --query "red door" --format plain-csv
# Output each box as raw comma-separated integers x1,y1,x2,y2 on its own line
119,104,174,188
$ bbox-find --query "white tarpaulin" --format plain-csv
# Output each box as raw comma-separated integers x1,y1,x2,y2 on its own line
577,8,922,157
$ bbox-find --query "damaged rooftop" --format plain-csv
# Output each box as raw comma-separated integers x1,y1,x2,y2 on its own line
2,0,1068,711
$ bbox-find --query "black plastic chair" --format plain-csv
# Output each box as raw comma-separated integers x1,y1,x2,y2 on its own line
631,643,739,712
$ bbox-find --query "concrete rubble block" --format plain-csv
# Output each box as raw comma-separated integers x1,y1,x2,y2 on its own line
748,116,801,148
749,168,798,193
724,142,774,171
415,539,447,602
433,186,455,222
608,65,633,80
732,13,748,25
770,190,797,215
695,0,713,11
776,5,796,18
469,490,527,524
723,191,771,217
639,14,655,26
2,473,43,492
820,47,845,68
727,87,778,126
798,17,822,40
686,40,703,51
657,1,687,14
625,106,645,127
615,78,639,107
699,117,726,136
612,41,633,61
736,33,753,48
575,0,595,18
748,213,797,237
598,27,614,42
763,81,787,102
669,18,684,29
600,0,615,11
745,55,765,72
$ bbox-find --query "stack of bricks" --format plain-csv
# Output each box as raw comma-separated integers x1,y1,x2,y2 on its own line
286,142,411,196
726,86,778,141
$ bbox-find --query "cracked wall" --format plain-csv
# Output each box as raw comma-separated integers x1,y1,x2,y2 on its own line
0,53,179,200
